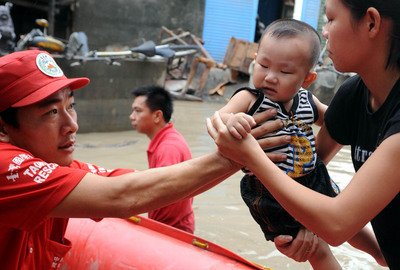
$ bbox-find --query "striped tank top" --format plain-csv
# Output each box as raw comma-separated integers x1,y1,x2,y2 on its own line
240,88,318,178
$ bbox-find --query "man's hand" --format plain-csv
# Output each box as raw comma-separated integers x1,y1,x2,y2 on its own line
207,110,290,165
251,109,290,162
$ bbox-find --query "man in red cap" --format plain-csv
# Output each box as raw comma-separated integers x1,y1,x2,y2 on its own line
0,50,248,269
0,50,289,269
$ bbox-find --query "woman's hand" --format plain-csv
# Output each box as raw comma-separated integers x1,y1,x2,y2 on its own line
207,110,289,165
274,229,319,262
275,229,342,269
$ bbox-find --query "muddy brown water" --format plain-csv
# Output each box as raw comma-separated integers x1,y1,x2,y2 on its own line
74,100,385,270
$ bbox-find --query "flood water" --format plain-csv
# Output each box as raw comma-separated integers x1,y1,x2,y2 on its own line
74,100,385,270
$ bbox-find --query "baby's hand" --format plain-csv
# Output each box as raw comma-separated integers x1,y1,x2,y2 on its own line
226,112,256,139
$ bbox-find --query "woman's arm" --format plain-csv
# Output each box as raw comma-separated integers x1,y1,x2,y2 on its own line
312,94,328,127
208,111,400,246
312,94,343,164
316,125,343,165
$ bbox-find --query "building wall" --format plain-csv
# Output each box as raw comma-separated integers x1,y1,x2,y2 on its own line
317,0,326,46
202,0,258,63
72,0,205,50
62,0,204,132
57,57,167,133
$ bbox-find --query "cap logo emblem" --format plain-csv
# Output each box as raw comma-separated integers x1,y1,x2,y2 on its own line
35,53,63,78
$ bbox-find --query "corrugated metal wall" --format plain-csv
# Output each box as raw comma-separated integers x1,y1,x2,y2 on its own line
300,0,321,29
202,0,259,63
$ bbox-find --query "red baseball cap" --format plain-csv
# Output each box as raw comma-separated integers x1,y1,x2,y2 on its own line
0,50,90,112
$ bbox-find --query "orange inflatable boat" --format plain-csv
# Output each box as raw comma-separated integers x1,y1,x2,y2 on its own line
60,216,271,269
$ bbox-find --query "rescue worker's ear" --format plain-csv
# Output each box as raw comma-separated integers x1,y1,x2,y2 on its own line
0,118,10,143
302,71,317,88
153,110,164,124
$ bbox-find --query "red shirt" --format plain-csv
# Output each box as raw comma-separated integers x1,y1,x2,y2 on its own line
147,123,195,233
0,142,132,269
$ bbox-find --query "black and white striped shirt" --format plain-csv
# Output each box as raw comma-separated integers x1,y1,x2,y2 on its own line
245,89,318,178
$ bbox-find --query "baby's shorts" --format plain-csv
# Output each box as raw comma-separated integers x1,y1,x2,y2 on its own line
240,157,339,241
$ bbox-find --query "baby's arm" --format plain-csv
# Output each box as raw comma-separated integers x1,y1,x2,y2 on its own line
215,90,257,139
225,112,256,139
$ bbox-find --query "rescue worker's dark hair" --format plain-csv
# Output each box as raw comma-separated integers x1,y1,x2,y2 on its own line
131,85,173,123
0,107,19,128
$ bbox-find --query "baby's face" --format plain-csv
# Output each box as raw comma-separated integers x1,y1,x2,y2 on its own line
252,34,312,103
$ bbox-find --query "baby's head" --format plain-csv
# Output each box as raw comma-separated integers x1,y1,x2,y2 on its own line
252,19,321,102
259,19,321,70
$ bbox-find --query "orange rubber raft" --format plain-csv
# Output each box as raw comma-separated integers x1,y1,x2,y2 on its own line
61,216,272,269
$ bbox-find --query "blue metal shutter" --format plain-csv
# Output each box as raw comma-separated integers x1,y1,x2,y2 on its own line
203,0,259,63
300,0,321,29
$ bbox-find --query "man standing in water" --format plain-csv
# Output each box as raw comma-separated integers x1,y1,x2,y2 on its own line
130,86,195,233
